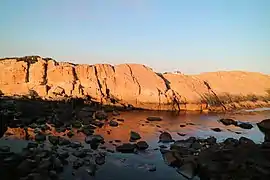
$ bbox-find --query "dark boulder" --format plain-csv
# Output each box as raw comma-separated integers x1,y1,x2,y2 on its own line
136,141,149,150
146,116,162,121
116,143,136,153
159,132,173,143
219,118,237,126
238,122,253,129
130,131,141,141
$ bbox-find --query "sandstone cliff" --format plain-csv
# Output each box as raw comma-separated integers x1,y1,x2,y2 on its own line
1,56,270,111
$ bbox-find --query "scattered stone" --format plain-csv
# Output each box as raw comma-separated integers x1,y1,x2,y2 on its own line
35,133,46,141
159,132,173,143
159,145,168,149
163,151,182,166
191,142,202,150
72,120,82,128
117,118,125,122
239,137,255,146
91,121,104,128
58,151,69,159
27,142,38,149
67,131,74,138
85,135,104,149
146,116,162,121
186,122,195,125
82,126,95,136
95,155,105,165
85,135,104,144
109,120,119,127
34,128,41,134
69,141,82,149
73,150,86,158
73,159,84,169
136,141,149,150
219,118,238,126
177,162,196,179
52,157,63,172
0,146,10,152
177,132,186,136
147,164,156,172
257,119,270,142
107,149,115,153
238,122,253,129
48,136,59,145
205,136,217,145
95,110,108,120
224,138,239,147
86,163,97,176
130,131,141,141
58,137,70,146
116,143,136,153
211,128,222,132
55,127,66,133
112,110,120,116
17,159,37,176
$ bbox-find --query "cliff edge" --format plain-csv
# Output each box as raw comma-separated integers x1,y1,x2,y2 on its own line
1,56,270,111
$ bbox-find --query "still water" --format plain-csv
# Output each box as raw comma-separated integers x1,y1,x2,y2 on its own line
1,109,270,180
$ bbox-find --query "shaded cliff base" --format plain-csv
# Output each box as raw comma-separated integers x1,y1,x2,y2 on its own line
1,56,270,112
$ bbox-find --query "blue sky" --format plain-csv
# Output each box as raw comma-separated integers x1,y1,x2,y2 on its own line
0,0,269,74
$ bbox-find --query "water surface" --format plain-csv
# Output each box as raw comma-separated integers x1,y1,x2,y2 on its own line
2,109,270,180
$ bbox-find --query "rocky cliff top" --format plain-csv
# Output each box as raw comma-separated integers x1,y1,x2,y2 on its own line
0,56,270,111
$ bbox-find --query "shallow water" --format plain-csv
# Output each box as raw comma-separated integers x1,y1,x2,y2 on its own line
1,109,270,180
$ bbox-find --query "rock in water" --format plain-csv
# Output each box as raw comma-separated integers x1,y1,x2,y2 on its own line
177,162,196,179
219,118,237,126
257,119,270,131
116,143,136,153
86,163,97,176
85,135,104,144
238,122,253,129
211,128,222,132
257,119,270,142
130,131,141,141
109,120,119,127
177,133,186,136
159,132,173,143
0,146,10,152
95,110,108,120
136,141,149,150
85,135,104,149
112,110,120,116
146,116,162,121
163,151,181,166
95,155,105,165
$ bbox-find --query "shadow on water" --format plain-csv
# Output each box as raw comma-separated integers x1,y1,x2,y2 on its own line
0,96,270,180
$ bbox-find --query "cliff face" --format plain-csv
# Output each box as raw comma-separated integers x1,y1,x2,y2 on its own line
1,56,270,111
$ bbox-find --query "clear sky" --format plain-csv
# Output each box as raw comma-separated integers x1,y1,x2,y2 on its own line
0,0,269,74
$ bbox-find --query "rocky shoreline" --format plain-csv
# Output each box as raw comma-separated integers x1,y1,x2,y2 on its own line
1,96,270,179
1,56,270,111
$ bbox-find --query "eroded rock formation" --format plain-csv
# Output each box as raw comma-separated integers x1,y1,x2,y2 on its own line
1,56,270,111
